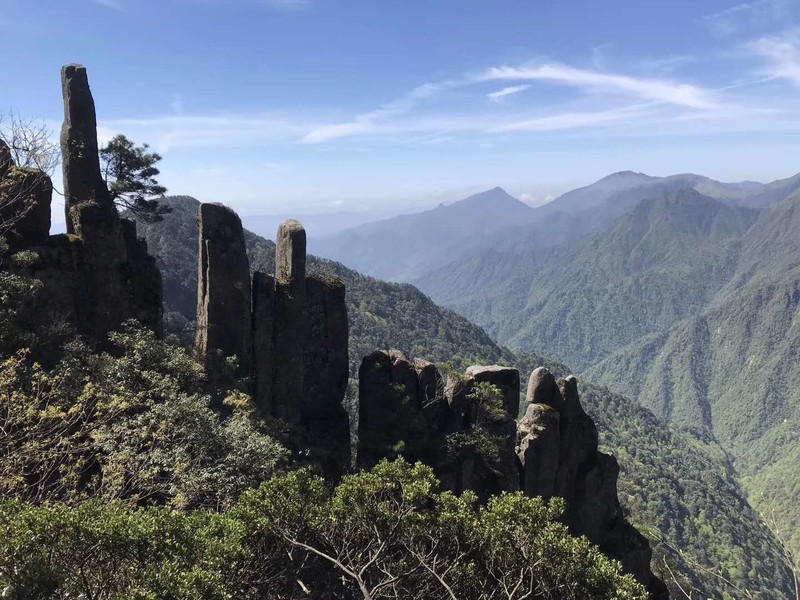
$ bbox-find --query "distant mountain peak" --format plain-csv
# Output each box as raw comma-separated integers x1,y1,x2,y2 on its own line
604,170,651,179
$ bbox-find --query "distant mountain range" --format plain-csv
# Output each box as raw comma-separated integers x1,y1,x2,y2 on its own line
313,170,800,283
312,187,540,282
242,210,396,241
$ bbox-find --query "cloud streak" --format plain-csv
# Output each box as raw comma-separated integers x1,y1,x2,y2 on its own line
477,64,717,109
301,61,721,144
488,85,531,101
703,0,793,36
748,29,800,86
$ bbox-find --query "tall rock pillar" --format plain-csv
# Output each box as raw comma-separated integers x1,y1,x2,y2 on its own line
60,64,114,235
196,203,252,379
517,367,669,599
272,219,306,422
59,64,162,340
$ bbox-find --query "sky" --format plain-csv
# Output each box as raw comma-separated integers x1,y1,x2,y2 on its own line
2,0,800,226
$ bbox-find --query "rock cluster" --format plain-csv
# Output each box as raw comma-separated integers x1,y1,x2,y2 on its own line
0,65,162,345
195,209,350,478
357,354,667,597
358,352,520,501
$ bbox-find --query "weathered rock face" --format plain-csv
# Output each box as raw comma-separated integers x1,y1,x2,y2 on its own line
0,147,53,249
252,271,276,414
60,64,111,235
357,350,432,470
197,216,351,479
0,65,162,347
358,357,520,500
302,273,350,476
195,203,252,379
519,367,668,599
254,223,350,479
0,140,12,179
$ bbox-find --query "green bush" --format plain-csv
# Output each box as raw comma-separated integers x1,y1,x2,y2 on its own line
0,459,646,600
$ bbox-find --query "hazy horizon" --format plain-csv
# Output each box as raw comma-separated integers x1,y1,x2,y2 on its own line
5,0,800,228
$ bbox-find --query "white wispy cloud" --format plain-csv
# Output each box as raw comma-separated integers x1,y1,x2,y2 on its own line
748,28,800,85
301,80,459,143
490,104,655,133
487,85,531,102
301,61,720,144
476,63,717,109
703,0,793,36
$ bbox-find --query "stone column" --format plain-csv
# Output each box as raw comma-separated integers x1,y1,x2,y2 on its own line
272,219,306,422
60,64,115,235
196,203,252,379
303,273,350,477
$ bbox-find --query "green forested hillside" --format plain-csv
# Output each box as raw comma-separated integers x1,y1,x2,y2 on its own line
134,197,797,599
419,188,758,370
589,191,800,556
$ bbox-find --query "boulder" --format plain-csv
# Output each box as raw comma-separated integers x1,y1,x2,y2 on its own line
0,168,52,248
526,366,561,409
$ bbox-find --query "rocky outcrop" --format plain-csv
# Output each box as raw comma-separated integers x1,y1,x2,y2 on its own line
195,214,350,479
0,140,11,178
443,365,521,501
302,272,350,477
357,350,434,471
357,355,520,501
0,145,53,249
519,367,669,599
195,203,252,378
357,357,667,597
0,65,162,347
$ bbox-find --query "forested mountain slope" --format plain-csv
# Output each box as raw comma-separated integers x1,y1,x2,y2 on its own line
588,190,800,555
419,188,758,370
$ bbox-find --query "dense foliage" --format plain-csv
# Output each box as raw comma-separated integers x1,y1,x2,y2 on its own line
0,459,646,600
0,324,288,508
582,382,795,599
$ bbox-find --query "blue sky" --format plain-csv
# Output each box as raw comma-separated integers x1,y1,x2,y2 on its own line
3,0,800,224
